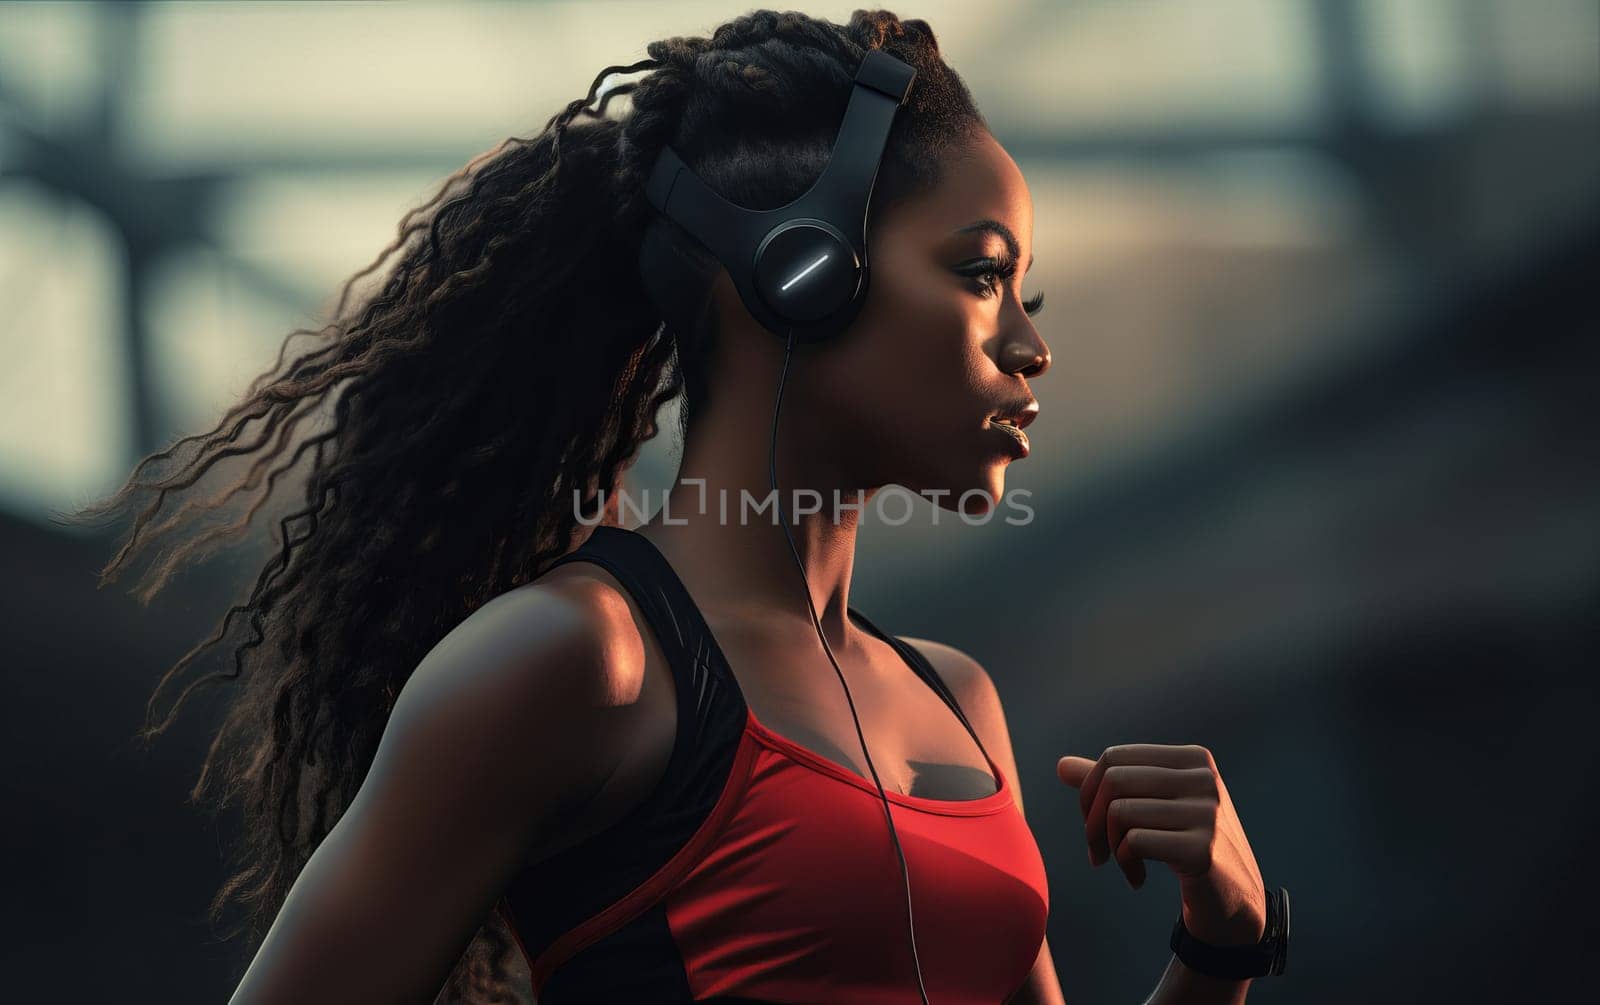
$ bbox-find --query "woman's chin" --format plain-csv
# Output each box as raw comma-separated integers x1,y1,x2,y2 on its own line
958,476,1005,516
917,468,1007,517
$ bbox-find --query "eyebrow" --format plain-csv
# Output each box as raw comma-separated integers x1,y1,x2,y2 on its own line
953,218,1033,272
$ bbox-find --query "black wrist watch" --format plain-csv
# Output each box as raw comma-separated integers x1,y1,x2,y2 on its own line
1168,885,1290,980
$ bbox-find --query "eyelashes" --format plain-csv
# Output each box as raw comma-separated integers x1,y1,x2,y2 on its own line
956,257,1045,318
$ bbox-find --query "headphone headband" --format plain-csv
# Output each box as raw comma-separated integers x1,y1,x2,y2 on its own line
641,49,917,344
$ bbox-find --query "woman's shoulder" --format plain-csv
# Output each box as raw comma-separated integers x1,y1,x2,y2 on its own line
423,563,649,708
399,564,677,854
385,564,661,818
893,635,997,705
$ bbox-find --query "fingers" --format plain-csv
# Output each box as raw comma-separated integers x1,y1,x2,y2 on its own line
1076,744,1214,819
1056,755,1095,788
1058,744,1223,891
1117,828,1211,879
1106,798,1212,889
1085,765,1215,870
1114,841,1146,890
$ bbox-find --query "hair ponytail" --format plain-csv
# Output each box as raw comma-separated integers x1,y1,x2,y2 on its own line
69,58,685,1001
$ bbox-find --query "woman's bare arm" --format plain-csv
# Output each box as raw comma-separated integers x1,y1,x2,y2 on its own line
228,577,649,1004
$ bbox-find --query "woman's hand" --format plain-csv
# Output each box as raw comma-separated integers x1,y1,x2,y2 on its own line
1057,744,1266,946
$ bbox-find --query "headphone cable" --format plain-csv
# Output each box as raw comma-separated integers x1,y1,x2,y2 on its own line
769,329,932,1005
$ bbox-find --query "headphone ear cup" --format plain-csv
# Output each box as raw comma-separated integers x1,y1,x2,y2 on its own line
784,255,872,346
638,216,720,338
752,222,862,329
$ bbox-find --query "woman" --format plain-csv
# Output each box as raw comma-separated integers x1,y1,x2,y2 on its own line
85,10,1276,1003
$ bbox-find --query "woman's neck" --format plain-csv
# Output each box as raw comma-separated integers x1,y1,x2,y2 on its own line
639,421,868,646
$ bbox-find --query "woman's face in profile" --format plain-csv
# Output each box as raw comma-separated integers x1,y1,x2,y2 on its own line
804,128,1051,513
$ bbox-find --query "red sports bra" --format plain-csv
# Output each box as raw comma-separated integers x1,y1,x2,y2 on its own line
500,526,1050,1003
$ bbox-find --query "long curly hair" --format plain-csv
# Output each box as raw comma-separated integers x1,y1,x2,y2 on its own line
69,9,986,1001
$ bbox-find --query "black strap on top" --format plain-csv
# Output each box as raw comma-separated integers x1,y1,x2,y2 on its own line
543,525,729,761
845,606,997,769
547,525,996,772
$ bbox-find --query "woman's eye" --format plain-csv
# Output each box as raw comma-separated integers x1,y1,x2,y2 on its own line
958,258,1006,293
959,258,1045,317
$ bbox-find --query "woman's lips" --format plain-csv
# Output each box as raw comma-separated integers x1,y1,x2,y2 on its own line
986,416,1030,458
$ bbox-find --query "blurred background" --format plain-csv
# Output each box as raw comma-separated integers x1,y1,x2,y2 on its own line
2,0,1595,1001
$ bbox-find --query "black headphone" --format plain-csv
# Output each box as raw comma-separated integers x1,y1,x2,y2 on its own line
640,48,916,344
639,48,936,1005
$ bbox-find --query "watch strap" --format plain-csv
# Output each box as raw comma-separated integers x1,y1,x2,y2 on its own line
1168,885,1290,979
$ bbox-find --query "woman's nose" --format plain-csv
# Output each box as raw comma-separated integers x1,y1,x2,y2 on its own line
1000,332,1050,378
